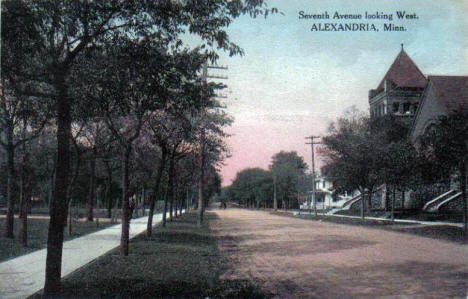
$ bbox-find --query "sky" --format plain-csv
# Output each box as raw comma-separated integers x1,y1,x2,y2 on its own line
207,0,468,186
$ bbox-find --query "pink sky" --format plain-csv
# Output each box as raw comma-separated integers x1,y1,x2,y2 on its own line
221,115,330,186
213,0,468,186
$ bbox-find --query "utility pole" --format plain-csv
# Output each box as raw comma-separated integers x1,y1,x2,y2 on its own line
198,61,228,226
273,172,277,211
306,136,321,216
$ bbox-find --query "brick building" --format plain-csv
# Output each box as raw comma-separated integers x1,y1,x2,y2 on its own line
370,45,468,138
369,45,427,127
367,46,468,213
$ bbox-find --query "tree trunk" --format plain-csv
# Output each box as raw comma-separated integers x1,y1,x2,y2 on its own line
198,152,205,227
87,151,96,222
273,174,278,211
47,161,56,208
360,189,365,219
18,193,29,247
141,187,146,217
105,181,112,219
18,151,30,247
112,193,119,223
385,186,390,211
169,196,174,221
120,146,131,256
401,190,405,210
5,136,16,238
180,190,184,215
176,187,180,217
66,145,81,234
391,186,396,222
168,157,175,222
162,184,169,228
104,161,113,219
67,198,73,236
44,91,72,295
147,150,166,236
368,192,372,211
19,116,30,246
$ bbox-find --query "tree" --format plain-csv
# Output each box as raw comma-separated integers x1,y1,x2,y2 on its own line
382,140,418,220
2,1,276,294
0,88,47,239
194,95,233,225
98,39,166,257
419,110,468,233
80,121,109,222
320,112,385,218
1,4,50,237
229,168,273,208
270,151,307,210
368,115,417,216
143,112,169,236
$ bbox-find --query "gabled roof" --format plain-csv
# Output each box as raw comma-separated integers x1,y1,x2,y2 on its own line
410,75,468,140
429,75,468,112
376,49,427,91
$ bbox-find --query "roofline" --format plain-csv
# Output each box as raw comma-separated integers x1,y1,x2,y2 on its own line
425,74,468,78
376,49,426,90
409,75,460,140
409,80,431,140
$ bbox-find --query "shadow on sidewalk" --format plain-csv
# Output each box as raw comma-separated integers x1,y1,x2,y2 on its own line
30,212,270,298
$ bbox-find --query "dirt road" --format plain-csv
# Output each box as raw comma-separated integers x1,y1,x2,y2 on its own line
211,208,468,299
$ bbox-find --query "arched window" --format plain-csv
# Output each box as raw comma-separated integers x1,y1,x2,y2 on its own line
423,121,437,136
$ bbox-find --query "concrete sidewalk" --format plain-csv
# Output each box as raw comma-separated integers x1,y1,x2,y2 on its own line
0,212,170,299
293,210,465,228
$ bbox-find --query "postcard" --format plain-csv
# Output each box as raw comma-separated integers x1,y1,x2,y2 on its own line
1,1,467,298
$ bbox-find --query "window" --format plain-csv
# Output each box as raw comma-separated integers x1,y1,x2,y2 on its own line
403,103,410,113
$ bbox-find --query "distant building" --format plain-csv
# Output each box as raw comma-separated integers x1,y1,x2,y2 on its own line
370,45,468,133
325,46,467,214
369,45,426,126
367,46,468,212
300,175,358,210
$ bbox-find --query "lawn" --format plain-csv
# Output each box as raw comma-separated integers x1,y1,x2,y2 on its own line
0,217,114,262
31,211,268,298
273,211,468,244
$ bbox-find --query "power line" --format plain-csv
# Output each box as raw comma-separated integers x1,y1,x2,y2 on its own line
198,61,228,224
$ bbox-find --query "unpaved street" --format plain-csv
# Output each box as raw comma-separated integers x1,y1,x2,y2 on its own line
211,209,468,299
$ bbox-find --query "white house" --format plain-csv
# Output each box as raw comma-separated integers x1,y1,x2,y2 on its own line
300,175,358,210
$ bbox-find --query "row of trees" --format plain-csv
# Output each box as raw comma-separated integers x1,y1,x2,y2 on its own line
320,107,467,231
1,0,276,295
225,151,310,210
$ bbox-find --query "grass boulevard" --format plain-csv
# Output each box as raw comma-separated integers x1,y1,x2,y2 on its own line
22,207,468,298
31,210,269,299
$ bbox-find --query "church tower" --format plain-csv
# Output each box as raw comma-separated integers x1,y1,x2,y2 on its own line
369,45,427,126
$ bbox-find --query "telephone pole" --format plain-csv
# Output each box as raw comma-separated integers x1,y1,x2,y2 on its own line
198,61,228,226
273,172,277,211
305,136,321,216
